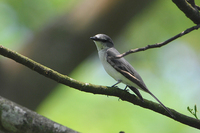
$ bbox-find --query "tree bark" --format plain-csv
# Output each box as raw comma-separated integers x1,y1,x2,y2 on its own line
0,96,79,133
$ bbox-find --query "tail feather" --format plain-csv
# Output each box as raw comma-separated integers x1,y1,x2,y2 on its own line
148,91,174,118
127,84,174,118
128,86,144,102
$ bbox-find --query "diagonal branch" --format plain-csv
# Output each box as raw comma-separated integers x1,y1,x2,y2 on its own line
172,0,200,24
115,24,200,59
0,45,200,129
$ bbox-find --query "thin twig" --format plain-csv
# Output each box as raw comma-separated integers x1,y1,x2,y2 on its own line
115,24,200,59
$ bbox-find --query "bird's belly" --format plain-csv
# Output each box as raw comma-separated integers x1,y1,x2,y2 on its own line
98,51,141,89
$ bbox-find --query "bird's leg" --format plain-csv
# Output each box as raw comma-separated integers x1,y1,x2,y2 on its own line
124,85,128,90
122,85,130,93
111,80,122,87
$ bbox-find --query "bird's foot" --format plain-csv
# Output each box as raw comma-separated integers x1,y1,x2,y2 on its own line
123,85,130,92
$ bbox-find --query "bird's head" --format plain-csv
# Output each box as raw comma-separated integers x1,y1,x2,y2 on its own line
90,34,114,51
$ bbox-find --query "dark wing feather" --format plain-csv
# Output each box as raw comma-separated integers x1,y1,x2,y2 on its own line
128,86,144,101
106,48,174,117
106,48,149,92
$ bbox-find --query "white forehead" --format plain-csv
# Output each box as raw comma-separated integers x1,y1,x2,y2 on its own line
95,34,104,38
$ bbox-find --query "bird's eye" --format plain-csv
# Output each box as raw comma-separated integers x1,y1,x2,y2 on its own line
101,39,107,42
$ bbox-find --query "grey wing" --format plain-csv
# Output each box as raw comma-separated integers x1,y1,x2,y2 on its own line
106,48,149,92
106,48,175,117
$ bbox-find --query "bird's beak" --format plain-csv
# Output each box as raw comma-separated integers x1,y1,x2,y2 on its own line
90,36,97,41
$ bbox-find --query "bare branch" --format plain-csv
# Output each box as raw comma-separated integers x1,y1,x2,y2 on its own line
0,45,200,129
186,0,200,10
172,0,200,24
115,24,200,59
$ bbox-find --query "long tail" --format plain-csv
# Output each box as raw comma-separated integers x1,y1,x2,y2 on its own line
147,91,174,118
128,86,144,102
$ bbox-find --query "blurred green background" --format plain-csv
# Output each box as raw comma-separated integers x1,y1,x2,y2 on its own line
0,0,200,133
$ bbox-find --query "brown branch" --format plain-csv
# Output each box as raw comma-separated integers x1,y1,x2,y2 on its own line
115,24,200,59
0,45,200,129
172,0,200,24
187,0,196,7
186,0,200,10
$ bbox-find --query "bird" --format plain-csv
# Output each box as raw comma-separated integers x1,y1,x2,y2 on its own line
90,33,174,117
